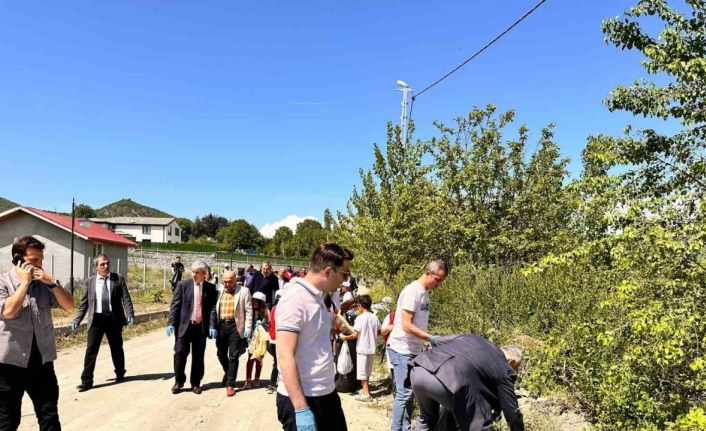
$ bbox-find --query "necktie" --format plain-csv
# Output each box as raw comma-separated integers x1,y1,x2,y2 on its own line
101,277,110,314
194,283,202,323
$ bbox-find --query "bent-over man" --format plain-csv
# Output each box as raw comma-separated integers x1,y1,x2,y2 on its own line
410,334,524,431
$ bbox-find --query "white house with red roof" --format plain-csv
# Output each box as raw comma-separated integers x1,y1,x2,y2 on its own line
0,207,136,286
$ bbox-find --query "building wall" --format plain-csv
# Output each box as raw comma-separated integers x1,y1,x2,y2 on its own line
0,212,88,286
79,242,129,279
164,221,182,243
115,222,181,244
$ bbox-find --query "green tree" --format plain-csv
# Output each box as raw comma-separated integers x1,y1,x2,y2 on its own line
267,226,294,257
174,217,193,242
531,2,706,429
216,219,264,251
291,219,325,258
339,108,576,279
74,204,97,218
192,213,229,239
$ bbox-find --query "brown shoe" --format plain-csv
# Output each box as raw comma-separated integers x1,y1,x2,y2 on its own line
226,386,236,397
171,383,183,394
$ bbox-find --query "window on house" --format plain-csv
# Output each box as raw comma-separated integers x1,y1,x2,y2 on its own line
93,244,103,257
168,226,172,235
142,225,151,234
175,227,180,237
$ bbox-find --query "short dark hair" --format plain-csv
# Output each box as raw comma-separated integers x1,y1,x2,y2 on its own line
358,294,372,310
309,243,354,272
12,236,45,261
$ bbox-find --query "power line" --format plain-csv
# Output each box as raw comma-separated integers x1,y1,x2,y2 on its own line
412,0,549,100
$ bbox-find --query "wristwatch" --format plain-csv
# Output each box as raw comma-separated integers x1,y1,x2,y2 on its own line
49,279,62,288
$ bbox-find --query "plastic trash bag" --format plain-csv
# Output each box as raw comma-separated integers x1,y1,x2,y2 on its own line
248,325,269,360
337,338,353,375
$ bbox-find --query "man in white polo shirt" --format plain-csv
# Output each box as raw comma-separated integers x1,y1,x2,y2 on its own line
387,260,448,431
276,243,354,431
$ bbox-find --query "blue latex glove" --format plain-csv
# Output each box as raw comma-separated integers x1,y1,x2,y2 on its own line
429,335,439,346
69,322,77,332
209,329,217,339
127,317,134,326
294,407,317,431
244,330,251,338
165,326,175,336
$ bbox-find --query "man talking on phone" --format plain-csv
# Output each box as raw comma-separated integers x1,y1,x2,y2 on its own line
0,236,74,430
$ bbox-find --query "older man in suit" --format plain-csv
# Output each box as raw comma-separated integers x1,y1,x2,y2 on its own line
211,270,252,397
72,253,135,392
166,260,217,395
409,334,525,431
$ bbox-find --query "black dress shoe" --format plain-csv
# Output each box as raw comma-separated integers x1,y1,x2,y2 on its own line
76,383,93,392
115,375,126,383
171,383,183,394
192,385,202,394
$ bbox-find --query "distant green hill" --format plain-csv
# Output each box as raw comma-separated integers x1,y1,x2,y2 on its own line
97,199,172,218
0,197,19,213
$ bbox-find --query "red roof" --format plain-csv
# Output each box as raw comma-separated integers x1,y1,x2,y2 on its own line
22,207,137,247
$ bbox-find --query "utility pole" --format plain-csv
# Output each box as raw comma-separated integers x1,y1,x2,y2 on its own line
397,80,413,147
70,197,75,296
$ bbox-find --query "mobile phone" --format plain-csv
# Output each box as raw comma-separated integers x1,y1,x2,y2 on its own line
12,254,25,266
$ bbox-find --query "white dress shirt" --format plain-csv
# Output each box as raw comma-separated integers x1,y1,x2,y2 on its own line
191,282,202,321
95,274,112,314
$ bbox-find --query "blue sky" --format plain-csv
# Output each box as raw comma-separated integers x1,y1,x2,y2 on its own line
0,0,679,235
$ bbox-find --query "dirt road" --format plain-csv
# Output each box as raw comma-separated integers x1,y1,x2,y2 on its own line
19,328,390,431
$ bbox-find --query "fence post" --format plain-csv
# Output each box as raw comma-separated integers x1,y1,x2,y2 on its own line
143,260,146,289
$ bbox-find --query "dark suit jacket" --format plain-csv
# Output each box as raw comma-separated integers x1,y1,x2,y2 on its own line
412,334,524,431
73,272,135,329
168,279,217,338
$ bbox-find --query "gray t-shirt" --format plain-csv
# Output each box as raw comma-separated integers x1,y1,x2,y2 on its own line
0,270,59,367
388,280,431,355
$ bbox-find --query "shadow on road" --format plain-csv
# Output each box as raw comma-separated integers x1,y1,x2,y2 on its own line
90,372,175,390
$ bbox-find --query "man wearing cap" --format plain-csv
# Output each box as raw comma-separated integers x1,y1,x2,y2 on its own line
211,271,252,397
166,260,217,395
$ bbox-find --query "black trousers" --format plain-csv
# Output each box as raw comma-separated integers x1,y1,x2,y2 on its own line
215,321,245,387
173,323,207,386
276,391,347,431
267,343,278,386
0,338,61,431
80,313,125,384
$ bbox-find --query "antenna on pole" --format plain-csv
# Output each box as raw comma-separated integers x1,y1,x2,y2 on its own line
397,80,413,146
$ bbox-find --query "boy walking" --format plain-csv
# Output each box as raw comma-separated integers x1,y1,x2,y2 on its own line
340,295,380,402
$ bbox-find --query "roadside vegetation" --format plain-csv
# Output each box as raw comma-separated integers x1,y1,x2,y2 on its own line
337,1,706,429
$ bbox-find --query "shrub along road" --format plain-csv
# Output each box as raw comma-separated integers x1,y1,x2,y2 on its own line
19,327,390,430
